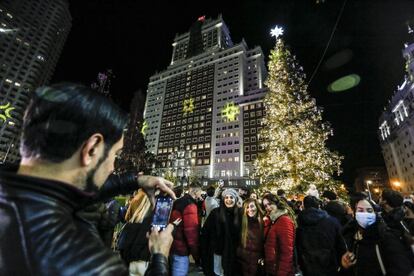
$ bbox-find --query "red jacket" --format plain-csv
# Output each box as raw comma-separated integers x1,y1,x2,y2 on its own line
263,214,295,276
169,194,200,261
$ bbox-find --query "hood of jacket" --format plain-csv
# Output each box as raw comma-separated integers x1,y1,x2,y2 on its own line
298,207,329,226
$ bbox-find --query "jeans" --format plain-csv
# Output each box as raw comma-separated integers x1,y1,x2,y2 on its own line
171,254,189,276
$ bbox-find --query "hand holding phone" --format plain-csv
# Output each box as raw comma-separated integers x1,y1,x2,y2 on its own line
151,195,174,231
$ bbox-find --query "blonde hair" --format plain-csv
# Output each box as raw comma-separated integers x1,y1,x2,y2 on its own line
125,190,152,223
241,198,264,248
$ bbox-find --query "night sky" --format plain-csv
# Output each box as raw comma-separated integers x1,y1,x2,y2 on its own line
52,0,414,185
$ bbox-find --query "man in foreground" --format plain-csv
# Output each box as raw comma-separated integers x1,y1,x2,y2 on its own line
0,83,175,275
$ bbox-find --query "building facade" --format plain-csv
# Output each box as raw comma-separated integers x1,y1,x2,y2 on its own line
379,31,414,193
143,15,267,187
0,0,71,163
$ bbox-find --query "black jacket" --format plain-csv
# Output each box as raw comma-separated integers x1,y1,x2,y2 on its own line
296,207,345,276
0,171,167,276
341,219,414,276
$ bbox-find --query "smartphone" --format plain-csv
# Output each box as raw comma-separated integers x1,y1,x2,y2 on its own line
151,195,174,231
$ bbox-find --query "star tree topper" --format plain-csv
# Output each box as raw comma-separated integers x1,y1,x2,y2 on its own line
270,26,284,39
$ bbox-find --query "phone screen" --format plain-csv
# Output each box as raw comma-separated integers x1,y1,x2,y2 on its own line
151,196,174,230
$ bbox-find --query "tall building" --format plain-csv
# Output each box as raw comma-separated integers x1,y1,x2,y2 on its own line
144,15,267,187
0,0,71,163
378,28,414,193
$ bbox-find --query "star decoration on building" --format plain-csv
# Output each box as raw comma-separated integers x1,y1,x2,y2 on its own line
0,102,15,125
270,26,284,39
141,120,148,136
221,102,240,122
183,98,195,114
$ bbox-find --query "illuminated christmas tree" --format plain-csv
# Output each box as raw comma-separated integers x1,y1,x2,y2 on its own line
115,90,159,174
254,27,343,193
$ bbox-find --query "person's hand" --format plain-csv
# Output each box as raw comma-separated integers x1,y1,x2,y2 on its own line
138,175,176,205
147,219,181,257
341,251,356,269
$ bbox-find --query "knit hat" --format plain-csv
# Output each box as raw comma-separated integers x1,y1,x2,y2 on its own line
221,188,239,200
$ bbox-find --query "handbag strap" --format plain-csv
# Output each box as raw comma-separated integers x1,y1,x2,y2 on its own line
375,244,386,276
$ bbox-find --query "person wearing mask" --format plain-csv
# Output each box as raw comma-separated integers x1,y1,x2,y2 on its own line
262,193,296,276
340,193,414,275
296,196,345,275
236,198,265,276
169,182,202,276
201,188,242,276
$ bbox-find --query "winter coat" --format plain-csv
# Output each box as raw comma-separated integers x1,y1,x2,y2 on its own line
170,194,200,260
296,207,345,276
201,206,242,276
341,219,414,276
119,215,152,263
382,207,406,234
264,211,295,276
0,170,166,276
236,217,264,276
403,217,414,234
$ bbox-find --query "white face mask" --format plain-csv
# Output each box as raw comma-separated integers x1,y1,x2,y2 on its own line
355,212,376,229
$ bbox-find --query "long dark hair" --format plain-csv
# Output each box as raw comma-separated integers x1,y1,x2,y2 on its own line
241,198,264,248
262,193,297,226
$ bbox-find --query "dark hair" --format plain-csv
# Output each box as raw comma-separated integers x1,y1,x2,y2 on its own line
322,190,337,201
21,83,127,162
206,185,215,197
189,181,202,189
350,192,373,212
262,193,286,210
277,189,285,197
381,189,403,208
174,186,183,198
403,201,414,213
303,195,320,209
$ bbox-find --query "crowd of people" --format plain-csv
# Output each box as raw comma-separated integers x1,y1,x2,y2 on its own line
118,181,414,276
1,83,414,276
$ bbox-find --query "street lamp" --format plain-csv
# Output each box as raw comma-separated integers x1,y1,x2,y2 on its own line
392,181,401,191
366,180,373,201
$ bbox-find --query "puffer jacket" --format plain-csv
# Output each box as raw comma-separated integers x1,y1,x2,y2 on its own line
169,194,200,260
0,171,167,276
263,212,295,276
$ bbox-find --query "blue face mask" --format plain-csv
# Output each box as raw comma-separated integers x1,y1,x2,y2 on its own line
355,212,376,229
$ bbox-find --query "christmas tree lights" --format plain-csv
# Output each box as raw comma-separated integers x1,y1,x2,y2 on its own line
254,28,343,193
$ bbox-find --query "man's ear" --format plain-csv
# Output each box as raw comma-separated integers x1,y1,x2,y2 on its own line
80,134,104,166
